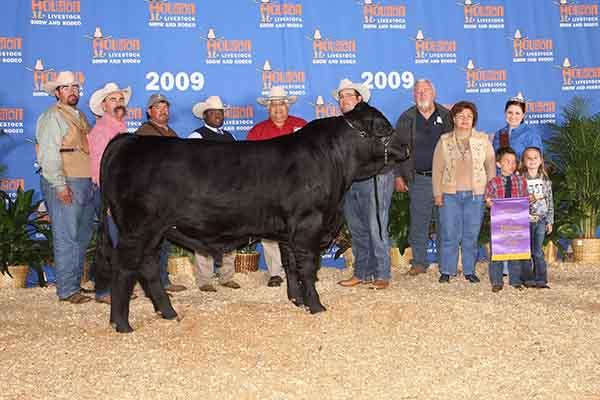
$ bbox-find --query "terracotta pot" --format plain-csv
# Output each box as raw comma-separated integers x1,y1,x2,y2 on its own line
0,265,28,289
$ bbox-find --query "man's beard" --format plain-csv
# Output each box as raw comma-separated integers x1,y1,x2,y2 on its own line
67,95,79,106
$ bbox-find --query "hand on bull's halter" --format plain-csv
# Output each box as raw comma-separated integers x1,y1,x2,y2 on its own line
57,186,73,205
394,177,408,192
434,195,443,207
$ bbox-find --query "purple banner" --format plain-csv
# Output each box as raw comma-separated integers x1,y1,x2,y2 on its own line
491,197,531,261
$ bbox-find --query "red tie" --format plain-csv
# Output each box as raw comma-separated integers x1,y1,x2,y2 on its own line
499,131,509,148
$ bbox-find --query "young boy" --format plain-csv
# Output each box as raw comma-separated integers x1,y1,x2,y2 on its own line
485,147,529,292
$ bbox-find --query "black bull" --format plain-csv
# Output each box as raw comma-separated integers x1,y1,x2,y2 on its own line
98,102,409,332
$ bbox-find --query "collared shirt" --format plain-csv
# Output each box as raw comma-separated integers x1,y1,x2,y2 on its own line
413,109,444,172
247,115,307,141
485,173,528,200
88,114,127,185
35,104,83,189
188,124,223,139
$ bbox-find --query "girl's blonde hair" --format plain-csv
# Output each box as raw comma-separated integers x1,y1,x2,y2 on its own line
519,146,548,178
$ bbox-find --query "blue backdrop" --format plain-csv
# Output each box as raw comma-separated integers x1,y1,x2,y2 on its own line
1,0,599,261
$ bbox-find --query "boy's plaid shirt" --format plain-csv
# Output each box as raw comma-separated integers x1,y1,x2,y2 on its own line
485,173,528,199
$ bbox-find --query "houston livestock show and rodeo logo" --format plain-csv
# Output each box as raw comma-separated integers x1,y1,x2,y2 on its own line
511,29,554,64
259,60,306,97
86,27,142,65
464,59,507,94
146,0,197,28
257,0,303,29
559,57,600,91
522,95,557,126
0,36,23,65
556,0,599,28
461,0,504,30
204,29,253,66
30,0,82,26
311,29,357,65
0,107,24,135
222,103,255,134
25,59,85,97
312,96,340,119
413,30,457,65
361,0,407,30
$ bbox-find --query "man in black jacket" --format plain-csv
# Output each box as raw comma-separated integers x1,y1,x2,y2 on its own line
189,96,241,292
395,79,453,276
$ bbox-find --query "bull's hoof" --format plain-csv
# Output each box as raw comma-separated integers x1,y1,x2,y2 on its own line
290,298,304,308
308,303,327,314
159,310,178,320
113,322,134,333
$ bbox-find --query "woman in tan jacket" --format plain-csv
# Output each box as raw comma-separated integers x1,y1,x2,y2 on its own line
432,101,495,283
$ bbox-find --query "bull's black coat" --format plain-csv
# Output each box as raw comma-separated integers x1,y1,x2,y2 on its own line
99,102,408,332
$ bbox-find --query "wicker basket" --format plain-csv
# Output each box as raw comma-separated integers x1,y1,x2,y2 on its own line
234,252,259,273
572,238,600,263
168,256,192,276
0,265,28,289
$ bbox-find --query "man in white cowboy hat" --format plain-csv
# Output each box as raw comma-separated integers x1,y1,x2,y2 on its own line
35,71,95,304
135,94,186,293
247,86,307,287
87,82,132,304
332,78,394,290
188,95,241,292
189,95,235,142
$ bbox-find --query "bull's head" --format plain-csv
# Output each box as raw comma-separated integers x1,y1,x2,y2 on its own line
343,102,409,181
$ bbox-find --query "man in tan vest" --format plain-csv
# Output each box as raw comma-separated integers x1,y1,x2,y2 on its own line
135,94,186,292
36,71,96,304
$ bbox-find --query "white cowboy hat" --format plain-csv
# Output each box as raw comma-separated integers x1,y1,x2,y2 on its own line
43,71,80,95
332,78,371,102
257,86,297,106
192,95,226,119
89,82,132,116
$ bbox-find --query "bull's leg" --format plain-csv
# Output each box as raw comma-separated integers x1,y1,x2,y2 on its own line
279,242,302,307
110,267,137,333
296,247,326,314
139,252,177,321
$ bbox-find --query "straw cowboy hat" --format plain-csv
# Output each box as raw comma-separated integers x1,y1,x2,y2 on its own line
332,78,371,102
43,71,81,95
257,86,297,106
192,95,227,119
89,82,132,116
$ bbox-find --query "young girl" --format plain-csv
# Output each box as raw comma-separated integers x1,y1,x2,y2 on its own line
520,147,554,289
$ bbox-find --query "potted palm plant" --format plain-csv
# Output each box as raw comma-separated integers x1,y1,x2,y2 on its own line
388,191,411,266
547,96,600,262
0,188,52,288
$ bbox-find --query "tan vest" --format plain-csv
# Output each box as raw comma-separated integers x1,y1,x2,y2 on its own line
438,129,491,195
54,103,91,178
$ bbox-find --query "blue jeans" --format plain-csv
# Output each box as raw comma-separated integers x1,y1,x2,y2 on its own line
489,260,527,287
344,170,394,281
408,174,439,268
529,219,548,285
439,191,484,276
159,240,172,287
41,176,95,299
91,185,119,298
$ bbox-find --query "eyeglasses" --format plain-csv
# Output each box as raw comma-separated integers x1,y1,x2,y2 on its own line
455,114,474,120
339,93,358,100
58,85,80,92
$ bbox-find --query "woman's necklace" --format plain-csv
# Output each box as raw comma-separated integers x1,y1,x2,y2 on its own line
455,134,471,160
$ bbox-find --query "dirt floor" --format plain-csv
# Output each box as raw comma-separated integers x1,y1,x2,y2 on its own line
1,261,600,400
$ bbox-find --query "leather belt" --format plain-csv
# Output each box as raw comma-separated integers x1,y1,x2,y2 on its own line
415,170,432,177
